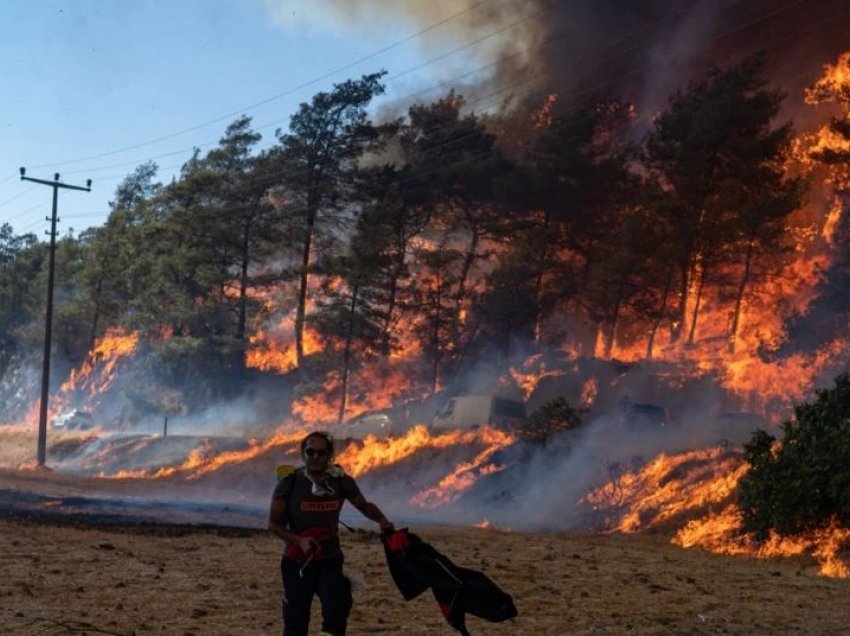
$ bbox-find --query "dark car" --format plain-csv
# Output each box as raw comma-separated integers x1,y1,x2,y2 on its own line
621,402,672,431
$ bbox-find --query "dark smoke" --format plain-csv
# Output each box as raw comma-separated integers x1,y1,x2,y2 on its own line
275,0,850,122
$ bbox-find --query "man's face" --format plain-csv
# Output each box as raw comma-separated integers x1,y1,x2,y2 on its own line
303,436,331,472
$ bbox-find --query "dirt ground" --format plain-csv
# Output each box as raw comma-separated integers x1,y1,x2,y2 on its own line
1,506,849,636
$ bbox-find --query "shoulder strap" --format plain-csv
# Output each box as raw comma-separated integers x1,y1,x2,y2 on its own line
276,466,301,526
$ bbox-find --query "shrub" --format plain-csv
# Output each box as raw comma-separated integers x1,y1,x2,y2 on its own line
738,373,850,537
518,396,584,442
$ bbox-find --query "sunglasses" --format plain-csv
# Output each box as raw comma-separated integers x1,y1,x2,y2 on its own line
304,448,329,458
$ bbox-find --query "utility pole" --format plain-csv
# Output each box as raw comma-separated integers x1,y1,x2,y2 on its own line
20,168,91,467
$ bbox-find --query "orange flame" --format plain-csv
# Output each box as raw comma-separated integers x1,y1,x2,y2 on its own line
409,427,516,509
335,425,501,477
109,428,306,480
585,446,850,578
508,354,566,400
60,329,139,397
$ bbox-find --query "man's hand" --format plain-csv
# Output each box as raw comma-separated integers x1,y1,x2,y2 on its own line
296,535,320,556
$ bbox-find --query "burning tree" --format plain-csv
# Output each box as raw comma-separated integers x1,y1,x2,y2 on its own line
646,53,803,349
272,72,387,368
512,99,640,354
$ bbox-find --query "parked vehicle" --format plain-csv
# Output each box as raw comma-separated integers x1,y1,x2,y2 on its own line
51,409,95,431
430,395,526,432
620,401,672,431
339,412,396,440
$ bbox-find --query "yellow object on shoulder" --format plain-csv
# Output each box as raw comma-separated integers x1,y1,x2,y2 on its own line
276,464,296,481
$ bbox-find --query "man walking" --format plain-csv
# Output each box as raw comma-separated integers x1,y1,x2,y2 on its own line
269,431,394,636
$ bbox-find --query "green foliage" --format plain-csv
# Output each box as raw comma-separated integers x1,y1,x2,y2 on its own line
738,374,850,537
0,60,827,427
0,224,45,368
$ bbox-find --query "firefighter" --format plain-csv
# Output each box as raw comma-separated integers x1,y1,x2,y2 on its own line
268,431,394,636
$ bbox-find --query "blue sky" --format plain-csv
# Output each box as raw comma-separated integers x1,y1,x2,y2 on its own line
0,1,493,235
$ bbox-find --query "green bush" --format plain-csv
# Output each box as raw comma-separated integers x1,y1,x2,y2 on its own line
738,373,850,537
518,396,584,442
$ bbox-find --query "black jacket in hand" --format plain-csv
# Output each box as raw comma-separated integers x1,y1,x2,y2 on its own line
382,529,518,635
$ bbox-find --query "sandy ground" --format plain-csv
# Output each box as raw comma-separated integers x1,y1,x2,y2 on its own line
1,498,849,636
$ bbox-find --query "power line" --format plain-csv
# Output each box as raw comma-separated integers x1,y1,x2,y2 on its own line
7,0,840,233
1,200,50,223
21,0,731,182
0,184,39,208
27,0,498,170
40,1,546,180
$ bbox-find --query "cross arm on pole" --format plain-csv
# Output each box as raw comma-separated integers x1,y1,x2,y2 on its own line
19,167,92,191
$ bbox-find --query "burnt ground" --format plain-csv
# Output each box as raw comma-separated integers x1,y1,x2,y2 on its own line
0,470,848,635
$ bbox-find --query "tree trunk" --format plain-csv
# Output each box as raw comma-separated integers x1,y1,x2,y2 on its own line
89,266,105,351
455,212,479,318
381,244,406,356
686,262,707,346
431,278,443,396
295,203,317,367
728,238,755,353
671,258,690,343
532,211,551,344
337,283,360,424
236,220,251,342
604,278,626,359
646,265,674,359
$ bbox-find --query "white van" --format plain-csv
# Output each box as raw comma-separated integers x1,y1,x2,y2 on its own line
430,395,525,432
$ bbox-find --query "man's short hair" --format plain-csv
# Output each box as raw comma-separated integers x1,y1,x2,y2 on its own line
300,431,334,457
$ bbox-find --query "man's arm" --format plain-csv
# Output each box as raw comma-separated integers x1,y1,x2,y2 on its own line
268,498,319,554
349,493,394,533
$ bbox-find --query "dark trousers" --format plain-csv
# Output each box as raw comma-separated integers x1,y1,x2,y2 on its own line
281,554,352,636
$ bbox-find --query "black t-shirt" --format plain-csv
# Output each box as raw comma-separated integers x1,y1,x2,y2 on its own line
272,467,361,559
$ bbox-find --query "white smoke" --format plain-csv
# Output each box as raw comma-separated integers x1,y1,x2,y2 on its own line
263,0,542,110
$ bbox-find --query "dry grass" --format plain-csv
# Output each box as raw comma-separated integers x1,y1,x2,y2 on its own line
0,514,848,635
0,462,848,635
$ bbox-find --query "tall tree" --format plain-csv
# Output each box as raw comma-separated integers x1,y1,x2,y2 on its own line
188,116,282,343
401,94,511,321
408,239,463,395
273,72,386,367
81,162,162,344
353,163,431,356
646,53,801,346
0,225,41,372
518,100,638,351
313,240,386,423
